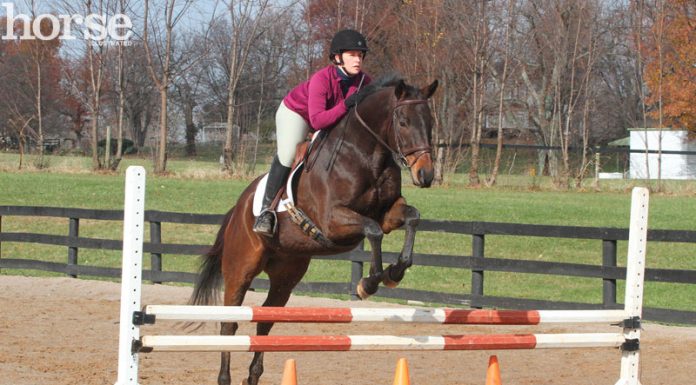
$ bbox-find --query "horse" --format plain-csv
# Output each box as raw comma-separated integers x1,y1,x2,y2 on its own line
189,76,439,385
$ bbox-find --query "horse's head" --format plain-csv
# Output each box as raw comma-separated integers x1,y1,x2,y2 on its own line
391,79,438,187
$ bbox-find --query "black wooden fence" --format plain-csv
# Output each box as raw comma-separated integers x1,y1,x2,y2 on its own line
1,205,695,324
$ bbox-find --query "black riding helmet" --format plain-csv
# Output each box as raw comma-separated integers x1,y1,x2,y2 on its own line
330,29,368,63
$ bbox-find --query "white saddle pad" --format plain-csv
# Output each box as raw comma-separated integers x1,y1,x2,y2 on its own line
252,132,321,217
251,163,303,217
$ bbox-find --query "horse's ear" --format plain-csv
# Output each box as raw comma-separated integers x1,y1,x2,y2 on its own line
394,80,406,99
422,80,439,99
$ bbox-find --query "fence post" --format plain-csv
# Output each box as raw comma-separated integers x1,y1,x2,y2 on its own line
602,239,618,308
471,233,485,309
0,214,3,273
150,220,162,284
68,217,79,278
350,240,364,300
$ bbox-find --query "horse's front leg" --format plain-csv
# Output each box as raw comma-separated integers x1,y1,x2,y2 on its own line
380,197,420,288
327,207,385,300
355,218,385,299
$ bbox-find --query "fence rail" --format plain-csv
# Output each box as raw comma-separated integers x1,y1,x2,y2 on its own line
1,205,695,324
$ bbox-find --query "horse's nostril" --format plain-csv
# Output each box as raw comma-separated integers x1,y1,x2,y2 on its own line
418,168,433,187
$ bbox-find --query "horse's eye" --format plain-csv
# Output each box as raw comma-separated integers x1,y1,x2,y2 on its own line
399,120,407,127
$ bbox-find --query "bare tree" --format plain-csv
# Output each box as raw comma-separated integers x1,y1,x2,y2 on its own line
171,31,210,157
557,1,590,188
466,1,493,186
390,0,473,185
58,0,115,170
487,0,517,187
245,11,292,173
7,106,35,169
87,0,110,169
121,43,158,151
630,0,651,179
142,0,195,174
221,0,270,174
14,0,63,167
519,0,583,180
110,0,134,170
574,23,598,188
23,1,43,166
652,0,666,183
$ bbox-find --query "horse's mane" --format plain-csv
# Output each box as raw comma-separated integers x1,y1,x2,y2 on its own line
359,73,409,99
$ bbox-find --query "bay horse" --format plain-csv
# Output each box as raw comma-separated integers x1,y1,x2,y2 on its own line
189,76,438,385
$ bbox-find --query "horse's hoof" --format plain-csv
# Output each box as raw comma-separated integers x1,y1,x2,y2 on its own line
356,281,370,300
382,273,399,288
381,264,404,288
356,278,372,300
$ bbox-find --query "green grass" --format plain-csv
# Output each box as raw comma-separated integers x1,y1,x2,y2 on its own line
1,152,695,314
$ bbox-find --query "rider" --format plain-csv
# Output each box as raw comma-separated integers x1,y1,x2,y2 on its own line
253,29,372,237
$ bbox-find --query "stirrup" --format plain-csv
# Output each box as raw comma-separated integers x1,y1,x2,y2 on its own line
253,209,277,237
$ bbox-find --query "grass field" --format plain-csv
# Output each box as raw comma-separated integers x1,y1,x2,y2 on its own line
1,151,695,315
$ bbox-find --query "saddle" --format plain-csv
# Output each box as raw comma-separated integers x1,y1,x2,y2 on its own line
251,131,333,246
251,131,323,217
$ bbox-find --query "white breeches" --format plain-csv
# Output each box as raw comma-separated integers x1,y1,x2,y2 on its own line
275,101,310,167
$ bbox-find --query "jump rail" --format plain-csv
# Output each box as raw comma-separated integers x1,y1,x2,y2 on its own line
140,305,628,324
115,166,648,385
138,333,626,352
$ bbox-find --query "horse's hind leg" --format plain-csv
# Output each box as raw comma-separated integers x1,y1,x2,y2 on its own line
218,248,267,385
244,256,311,385
380,197,420,288
218,281,253,385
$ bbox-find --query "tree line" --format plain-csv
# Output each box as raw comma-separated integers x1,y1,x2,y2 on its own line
0,0,693,188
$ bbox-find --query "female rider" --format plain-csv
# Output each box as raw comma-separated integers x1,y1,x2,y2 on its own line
253,29,372,237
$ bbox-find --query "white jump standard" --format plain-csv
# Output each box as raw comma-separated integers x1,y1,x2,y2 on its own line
115,166,648,385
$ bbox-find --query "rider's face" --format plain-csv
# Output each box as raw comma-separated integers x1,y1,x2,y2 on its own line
336,50,364,75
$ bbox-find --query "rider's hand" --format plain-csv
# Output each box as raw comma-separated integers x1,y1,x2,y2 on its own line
343,91,365,109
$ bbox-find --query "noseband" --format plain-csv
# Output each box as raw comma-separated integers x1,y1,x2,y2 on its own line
354,99,431,168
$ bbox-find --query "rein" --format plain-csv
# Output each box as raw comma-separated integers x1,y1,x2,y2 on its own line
354,99,431,168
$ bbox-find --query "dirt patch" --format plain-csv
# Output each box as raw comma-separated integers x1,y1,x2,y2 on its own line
0,276,693,385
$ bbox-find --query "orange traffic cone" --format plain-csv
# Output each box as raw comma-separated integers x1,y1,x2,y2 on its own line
280,359,297,385
485,355,502,385
392,358,411,385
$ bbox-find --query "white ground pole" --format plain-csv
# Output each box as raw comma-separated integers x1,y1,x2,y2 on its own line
616,187,649,385
115,166,146,385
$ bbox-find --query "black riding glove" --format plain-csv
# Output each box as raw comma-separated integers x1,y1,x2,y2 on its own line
343,91,365,109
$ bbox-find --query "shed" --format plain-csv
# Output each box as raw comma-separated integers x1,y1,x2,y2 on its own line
629,129,696,180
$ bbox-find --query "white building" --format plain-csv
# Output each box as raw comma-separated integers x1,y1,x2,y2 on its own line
629,129,696,180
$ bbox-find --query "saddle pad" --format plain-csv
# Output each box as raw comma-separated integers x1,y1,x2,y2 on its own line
252,131,320,217
252,162,303,217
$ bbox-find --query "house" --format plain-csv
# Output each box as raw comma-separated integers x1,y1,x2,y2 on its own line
629,129,696,180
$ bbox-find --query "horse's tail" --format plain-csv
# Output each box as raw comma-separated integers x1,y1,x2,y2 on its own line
188,206,235,306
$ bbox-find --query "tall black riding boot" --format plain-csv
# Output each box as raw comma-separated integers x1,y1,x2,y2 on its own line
253,155,291,237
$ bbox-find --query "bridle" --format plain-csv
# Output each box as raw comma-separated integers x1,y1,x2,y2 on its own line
354,98,432,168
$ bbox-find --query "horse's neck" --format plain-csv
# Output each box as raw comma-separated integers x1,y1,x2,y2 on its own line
341,108,393,172
298,97,399,217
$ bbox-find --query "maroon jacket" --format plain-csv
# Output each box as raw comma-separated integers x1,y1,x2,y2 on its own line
283,65,371,131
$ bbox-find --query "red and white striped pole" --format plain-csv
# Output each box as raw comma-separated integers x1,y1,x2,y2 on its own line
139,333,625,353
143,305,627,325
